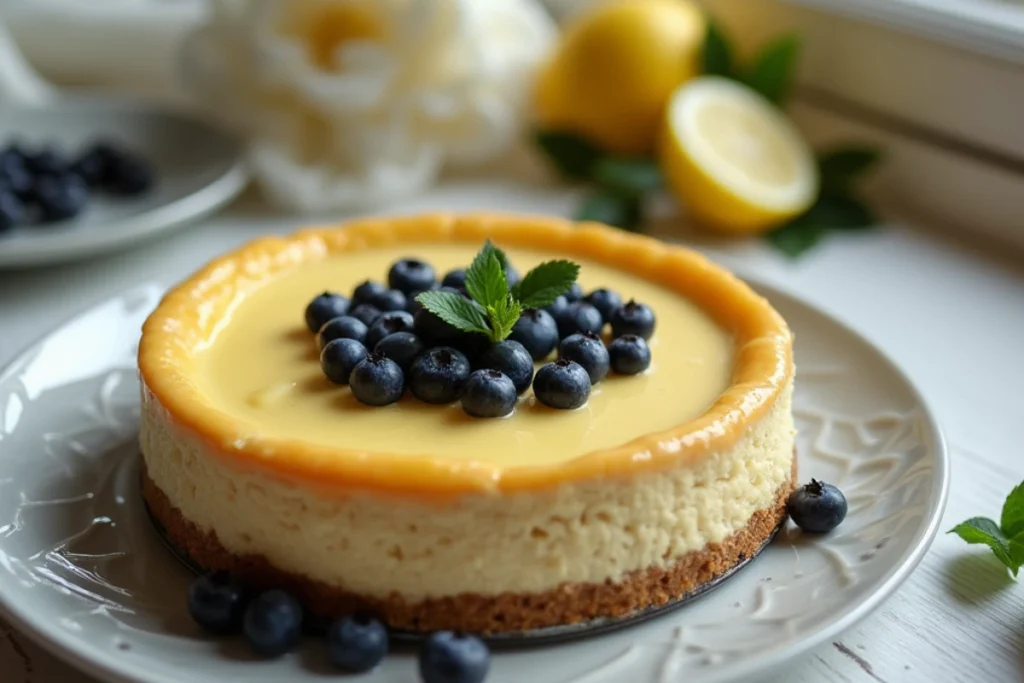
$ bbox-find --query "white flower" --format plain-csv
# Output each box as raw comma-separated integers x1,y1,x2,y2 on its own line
181,0,557,212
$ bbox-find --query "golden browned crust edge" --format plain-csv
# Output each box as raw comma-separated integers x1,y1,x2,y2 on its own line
144,462,795,634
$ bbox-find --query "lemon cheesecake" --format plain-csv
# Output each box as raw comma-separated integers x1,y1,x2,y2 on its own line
139,213,795,633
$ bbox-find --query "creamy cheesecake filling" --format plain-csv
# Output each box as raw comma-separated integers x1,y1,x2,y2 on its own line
141,379,793,599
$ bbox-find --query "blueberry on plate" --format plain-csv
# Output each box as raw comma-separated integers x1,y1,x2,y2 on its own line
460,369,517,418
327,614,389,673
350,352,405,406
787,480,848,533
564,282,584,303
374,331,425,372
318,315,368,349
479,340,534,394
321,338,369,385
26,148,68,176
509,309,559,361
543,295,569,318
70,141,118,187
585,288,623,321
187,572,249,634
243,589,303,657
533,359,591,410
608,334,651,375
419,631,490,683
305,292,350,333
558,332,610,384
388,257,437,294
365,310,416,349
34,174,90,223
349,303,383,327
0,191,25,233
352,280,388,307
610,299,656,340
441,268,467,289
408,346,471,404
555,301,603,338
106,155,155,196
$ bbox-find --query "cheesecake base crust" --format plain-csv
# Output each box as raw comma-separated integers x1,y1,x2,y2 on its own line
143,467,794,634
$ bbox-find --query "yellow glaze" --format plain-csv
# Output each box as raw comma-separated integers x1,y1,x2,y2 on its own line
139,213,793,498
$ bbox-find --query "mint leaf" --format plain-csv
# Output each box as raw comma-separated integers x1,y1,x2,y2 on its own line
465,240,510,306
576,190,643,232
1011,536,1024,568
819,146,883,191
416,290,490,336
486,295,523,343
765,213,826,257
511,260,580,309
949,517,1019,576
743,34,801,104
535,130,603,180
702,18,734,77
1000,481,1024,538
592,158,662,195
812,192,879,230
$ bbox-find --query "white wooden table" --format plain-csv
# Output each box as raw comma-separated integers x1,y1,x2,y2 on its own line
1,181,1022,682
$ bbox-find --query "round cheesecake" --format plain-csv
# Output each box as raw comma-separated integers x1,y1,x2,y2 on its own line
138,213,795,634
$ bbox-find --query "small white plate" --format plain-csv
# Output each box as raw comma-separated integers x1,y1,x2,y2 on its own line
0,281,948,683
0,100,248,269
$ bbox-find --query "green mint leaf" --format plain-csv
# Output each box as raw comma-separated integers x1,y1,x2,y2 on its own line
702,18,734,78
416,290,491,336
949,517,1019,576
1000,480,1024,538
575,190,643,232
765,213,826,257
511,260,581,309
1011,535,1024,568
819,146,883,191
813,192,879,230
486,294,523,342
743,34,801,104
592,157,662,196
465,240,510,307
535,130,603,180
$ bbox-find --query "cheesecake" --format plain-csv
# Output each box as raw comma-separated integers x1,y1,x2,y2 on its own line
138,213,795,633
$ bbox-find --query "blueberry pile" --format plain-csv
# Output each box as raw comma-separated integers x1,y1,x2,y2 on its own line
306,251,656,418
187,573,490,681
0,140,155,232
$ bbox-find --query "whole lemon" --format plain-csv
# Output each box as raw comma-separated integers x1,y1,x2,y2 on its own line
534,0,705,156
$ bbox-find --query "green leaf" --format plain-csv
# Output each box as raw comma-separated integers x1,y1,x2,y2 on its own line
486,295,524,342
534,130,603,180
511,260,581,309
812,192,879,230
949,517,1019,576
465,240,510,307
743,34,801,104
702,18,734,78
1000,481,1024,539
819,146,883,191
764,213,826,258
1010,535,1024,568
575,190,643,232
415,290,491,336
592,157,662,195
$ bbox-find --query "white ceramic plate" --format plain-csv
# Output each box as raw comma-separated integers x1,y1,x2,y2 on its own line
0,281,948,683
0,100,248,269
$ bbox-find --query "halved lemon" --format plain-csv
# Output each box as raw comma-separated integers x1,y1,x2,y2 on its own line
659,76,818,234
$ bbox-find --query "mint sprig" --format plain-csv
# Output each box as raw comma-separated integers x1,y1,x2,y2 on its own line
416,241,579,343
949,480,1024,577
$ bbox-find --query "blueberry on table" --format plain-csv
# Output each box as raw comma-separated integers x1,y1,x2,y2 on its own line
243,589,303,657
608,334,651,375
509,309,559,361
543,294,569,318
350,352,405,406
26,148,68,176
558,332,610,384
787,479,848,533
441,268,467,289
187,572,249,634
365,310,416,349
388,257,437,295
533,359,591,410
479,340,534,394
352,280,388,307
305,292,350,332
610,300,656,340
555,301,603,338
106,155,155,196
585,288,623,321
327,614,389,673
419,631,491,683
461,369,517,418
374,331,425,372
349,303,383,327
34,174,90,223
318,315,368,349
0,191,26,233
408,346,471,404
321,338,369,384
564,282,584,303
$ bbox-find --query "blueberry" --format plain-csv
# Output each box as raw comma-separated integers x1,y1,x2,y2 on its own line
365,310,416,349
460,369,517,418
533,359,591,410
503,262,521,287
388,257,436,294
187,572,248,634
321,338,369,385
318,315,368,349
106,155,155,196
441,268,467,289
608,334,651,375
558,332,610,384
374,331,425,372
564,282,584,303
349,303,383,327
368,288,407,313
555,301,603,338
585,288,623,321
26,148,68,176
350,352,405,406
352,280,388,307
413,287,469,343
70,141,118,187
243,589,303,657
611,299,656,340
419,631,490,683
509,309,559,361
327,614,388,673
0,145,26,173
543,295,568,317
408,346,471,404
479,340,534,394
787,480,848,533
0,191,25,232
34,174,89,222
305,292,350,332
0,164,32,200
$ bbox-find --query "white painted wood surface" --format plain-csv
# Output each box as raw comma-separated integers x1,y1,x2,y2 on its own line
0,179,1022,683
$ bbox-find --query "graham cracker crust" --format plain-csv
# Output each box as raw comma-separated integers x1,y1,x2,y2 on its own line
143,467,794,634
